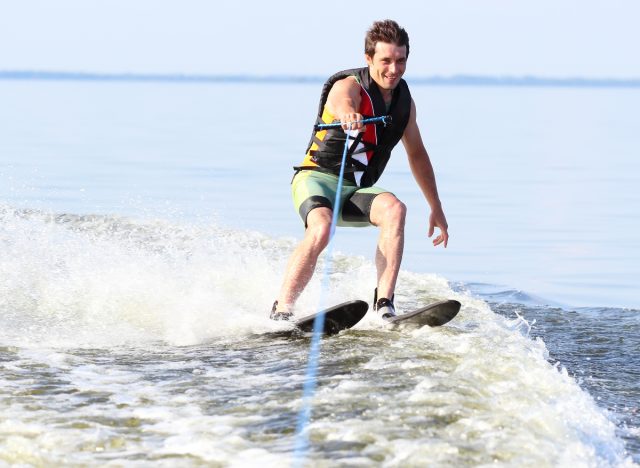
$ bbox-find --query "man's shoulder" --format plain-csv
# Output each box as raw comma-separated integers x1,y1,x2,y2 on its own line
323,69,364,98
331,75,360,89
317,69,359,108
326,67,366,84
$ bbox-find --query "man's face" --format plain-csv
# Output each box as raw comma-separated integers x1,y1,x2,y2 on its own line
365,42,407,91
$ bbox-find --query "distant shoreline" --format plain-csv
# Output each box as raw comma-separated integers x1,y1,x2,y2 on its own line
2,70,640,88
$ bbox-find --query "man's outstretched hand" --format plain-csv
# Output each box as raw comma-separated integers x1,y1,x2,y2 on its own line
428,207,449,248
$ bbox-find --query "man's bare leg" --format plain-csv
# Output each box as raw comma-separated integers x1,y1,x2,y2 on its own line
275,207,333,313
369,193,406,301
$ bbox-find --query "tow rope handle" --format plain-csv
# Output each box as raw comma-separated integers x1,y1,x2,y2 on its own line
313,115,392,131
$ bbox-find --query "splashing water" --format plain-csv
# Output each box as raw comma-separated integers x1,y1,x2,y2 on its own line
0,205,634,466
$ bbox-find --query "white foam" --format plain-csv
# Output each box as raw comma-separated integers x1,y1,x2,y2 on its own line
0,206,634,466
0,207,297,347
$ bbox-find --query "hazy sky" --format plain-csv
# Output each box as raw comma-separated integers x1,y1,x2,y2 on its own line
1,0,638,78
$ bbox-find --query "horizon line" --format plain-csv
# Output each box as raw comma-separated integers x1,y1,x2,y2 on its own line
2,70,640,88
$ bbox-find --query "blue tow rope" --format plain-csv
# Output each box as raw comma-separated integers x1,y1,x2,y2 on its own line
292,123,355,466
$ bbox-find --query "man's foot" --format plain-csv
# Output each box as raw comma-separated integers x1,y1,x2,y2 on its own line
374,297,397,321
373,289,397,321
270,300,293,321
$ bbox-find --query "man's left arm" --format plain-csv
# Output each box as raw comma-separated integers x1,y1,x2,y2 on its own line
401,98,449,248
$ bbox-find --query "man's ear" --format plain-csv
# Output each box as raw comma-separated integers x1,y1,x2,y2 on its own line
364,54,373,66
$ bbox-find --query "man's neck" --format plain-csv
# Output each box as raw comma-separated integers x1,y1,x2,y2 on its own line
381,88,393,105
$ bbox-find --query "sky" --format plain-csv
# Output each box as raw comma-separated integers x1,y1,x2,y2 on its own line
1,0,639,79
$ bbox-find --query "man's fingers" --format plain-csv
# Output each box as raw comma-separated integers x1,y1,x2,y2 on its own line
442,230,449,248
430,228,449,248
341,113,363,130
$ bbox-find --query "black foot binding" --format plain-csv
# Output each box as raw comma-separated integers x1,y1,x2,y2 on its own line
373,288,397,321
270,300,293,321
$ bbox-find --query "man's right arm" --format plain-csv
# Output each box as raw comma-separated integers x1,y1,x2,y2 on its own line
325,77,364,131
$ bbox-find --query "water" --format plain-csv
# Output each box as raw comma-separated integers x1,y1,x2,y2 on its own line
0,79,638,465
2,81,638,308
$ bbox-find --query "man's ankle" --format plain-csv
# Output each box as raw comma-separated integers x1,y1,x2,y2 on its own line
270,300,294,321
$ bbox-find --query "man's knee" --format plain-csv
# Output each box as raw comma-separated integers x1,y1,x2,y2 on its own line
372,194,406,226
305,208,333,250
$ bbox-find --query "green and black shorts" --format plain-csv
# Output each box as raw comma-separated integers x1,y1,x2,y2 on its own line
292,170,390,228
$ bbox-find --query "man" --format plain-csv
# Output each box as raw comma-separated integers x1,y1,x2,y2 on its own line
271,19,449,321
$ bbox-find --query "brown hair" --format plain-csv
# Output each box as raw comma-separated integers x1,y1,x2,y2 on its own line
364,20,410,58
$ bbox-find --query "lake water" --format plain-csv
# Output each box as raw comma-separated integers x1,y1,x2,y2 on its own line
0,79,638,465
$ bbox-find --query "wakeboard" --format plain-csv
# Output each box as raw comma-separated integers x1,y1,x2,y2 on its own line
387,299,461,327
292,300,369,335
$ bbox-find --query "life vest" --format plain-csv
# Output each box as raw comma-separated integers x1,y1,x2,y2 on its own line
298,67,411,187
